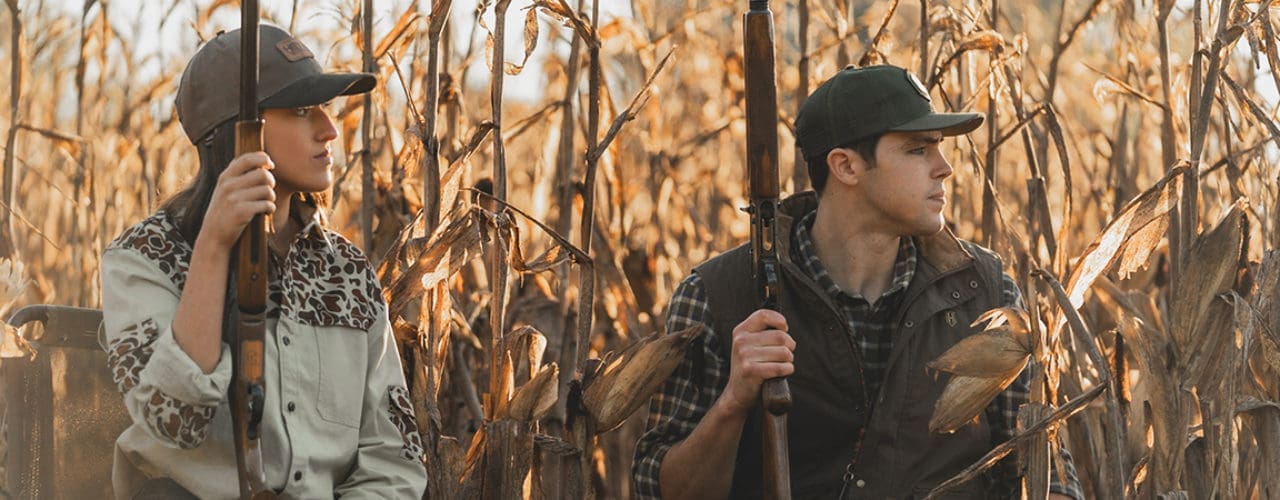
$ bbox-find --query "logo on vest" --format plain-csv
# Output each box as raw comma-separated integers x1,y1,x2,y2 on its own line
944,310,958,327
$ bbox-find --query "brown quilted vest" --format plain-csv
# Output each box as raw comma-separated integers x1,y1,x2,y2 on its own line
693,193,1012,499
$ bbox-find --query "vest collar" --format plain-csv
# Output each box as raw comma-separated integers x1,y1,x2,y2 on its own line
777,191,974,275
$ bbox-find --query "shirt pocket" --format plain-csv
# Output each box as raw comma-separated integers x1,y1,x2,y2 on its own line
313,326,368,428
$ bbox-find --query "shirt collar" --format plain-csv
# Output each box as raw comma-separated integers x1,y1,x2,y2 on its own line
792,210,918,304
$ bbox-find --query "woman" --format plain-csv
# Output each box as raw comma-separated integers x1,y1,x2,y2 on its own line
101,25,428,499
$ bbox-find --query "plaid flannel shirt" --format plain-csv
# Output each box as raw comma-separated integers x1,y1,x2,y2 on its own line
633,212,1083,499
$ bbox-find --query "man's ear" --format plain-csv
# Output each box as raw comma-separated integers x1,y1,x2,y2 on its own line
826,147,864,188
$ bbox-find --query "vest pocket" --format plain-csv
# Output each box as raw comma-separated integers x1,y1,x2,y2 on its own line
314,327,367,427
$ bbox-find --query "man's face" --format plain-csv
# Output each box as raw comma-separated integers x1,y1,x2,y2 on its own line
851,130,954,236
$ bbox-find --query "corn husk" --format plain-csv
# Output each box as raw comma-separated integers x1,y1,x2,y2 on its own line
926,307,1032,429
582,325,703,432
930,370,1022,434
505,363,559,422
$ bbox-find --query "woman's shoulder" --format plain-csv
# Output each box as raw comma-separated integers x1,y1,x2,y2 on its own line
106,211,185,251
103,211,193,288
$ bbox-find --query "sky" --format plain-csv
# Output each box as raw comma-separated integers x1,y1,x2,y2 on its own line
44,0,634,101
35,0,1280,113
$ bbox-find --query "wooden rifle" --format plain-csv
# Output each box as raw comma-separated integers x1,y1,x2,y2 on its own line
743,2,792,499
227,1,275,497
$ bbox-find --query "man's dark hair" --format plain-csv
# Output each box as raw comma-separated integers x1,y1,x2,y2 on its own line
804,133,881,194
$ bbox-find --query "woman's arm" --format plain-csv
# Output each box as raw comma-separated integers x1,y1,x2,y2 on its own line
171,151,277,372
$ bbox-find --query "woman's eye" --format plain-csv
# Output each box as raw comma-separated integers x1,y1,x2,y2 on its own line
292,106,313,117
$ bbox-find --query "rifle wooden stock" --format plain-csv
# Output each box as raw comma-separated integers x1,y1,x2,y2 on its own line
229,2,274,498
744,2,791,499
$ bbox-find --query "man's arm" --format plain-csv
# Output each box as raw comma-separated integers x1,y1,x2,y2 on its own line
991,273,1083,500
633,274,795,500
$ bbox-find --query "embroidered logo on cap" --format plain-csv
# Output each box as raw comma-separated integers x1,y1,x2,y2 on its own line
276,38,314,62
907,72,931,102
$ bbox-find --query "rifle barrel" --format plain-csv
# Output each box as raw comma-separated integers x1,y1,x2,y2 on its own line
744,2,792,499
231,1,273,498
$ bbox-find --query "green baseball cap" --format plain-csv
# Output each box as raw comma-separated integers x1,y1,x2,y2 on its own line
794,65,983,159
175,24,376,144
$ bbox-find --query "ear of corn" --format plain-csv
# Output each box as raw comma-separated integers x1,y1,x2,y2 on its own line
582,325,704,432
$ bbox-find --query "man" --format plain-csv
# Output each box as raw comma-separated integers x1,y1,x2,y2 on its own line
633,65,1083,499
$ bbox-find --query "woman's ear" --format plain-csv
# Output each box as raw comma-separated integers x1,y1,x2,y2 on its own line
825,147,864,188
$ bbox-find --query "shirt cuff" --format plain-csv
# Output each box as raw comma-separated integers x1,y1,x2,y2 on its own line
139,324,232,406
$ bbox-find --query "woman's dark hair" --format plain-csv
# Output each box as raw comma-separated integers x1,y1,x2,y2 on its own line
804,133,881,195
159,116,330,245
161,118,238,244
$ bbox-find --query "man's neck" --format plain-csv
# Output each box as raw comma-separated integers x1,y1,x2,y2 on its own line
810,196,901,303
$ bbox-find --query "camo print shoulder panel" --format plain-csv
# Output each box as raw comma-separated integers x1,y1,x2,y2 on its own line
282,229,385,331
106,211,192,290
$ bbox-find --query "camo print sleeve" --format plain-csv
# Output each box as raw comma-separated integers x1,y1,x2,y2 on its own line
102,237,232,450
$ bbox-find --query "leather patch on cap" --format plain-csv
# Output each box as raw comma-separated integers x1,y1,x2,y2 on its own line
276,38,314,62
907,72,931,102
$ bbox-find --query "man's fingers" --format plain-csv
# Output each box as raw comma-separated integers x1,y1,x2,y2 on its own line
746,360,794,379
739,308,788,333
732,328,794,351
737,344,794,364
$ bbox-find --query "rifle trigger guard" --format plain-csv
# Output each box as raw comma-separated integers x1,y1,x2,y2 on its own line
247,384,266,439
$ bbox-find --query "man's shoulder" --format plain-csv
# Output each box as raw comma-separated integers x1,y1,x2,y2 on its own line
954,238,1005,267
692,242,752,278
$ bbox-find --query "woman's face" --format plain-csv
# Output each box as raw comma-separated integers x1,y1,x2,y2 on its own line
262,104,339,195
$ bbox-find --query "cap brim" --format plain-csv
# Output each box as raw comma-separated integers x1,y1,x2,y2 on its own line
260,72,377,108
889,112,984,136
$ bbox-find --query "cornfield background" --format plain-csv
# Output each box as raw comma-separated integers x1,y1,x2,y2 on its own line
2,0,1280,498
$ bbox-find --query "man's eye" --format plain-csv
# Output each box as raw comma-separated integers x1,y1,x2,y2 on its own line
909,148,926,155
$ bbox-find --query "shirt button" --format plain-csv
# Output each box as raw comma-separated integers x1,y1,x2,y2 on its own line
294,471,302,481
282,336,291,346
951,291,961,299
287,402,296,412
969,280,980,289
856,479,866,488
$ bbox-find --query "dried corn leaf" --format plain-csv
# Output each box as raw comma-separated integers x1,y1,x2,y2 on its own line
0,323,35,360
534,0,599,47
1064,165,1186,308
958,30,1005,53
930,370,1020,434
502,325,547,381
1170,201,1246,349
505,363,559,422
971,307,1033,350
493,351,515,419
0,258,29,316
373,9,419,61
1183,294,1239,392
500,6,540,75
927,330,1029,379
385,208,484,321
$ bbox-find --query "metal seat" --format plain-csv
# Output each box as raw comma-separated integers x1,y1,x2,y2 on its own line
3,305,130,499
